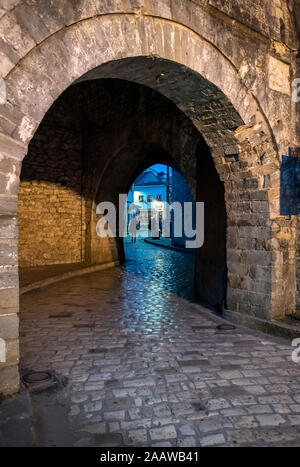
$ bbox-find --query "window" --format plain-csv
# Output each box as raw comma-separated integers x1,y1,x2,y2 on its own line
156,194,162,201
147,195,152,202
138,195,144,202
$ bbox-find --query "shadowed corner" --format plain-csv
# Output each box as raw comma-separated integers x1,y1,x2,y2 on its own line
280,148,300,217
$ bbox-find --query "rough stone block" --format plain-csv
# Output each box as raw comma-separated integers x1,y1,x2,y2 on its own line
149,425,177,441
0,313,18,339
0,287,18,314
0,364,19,395
0,132,26,159
268,56,290,95
0,12,35,58
0,338,19,366
0,266,18,289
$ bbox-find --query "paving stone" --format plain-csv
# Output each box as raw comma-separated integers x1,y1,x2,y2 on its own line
289,405,300,413
230,395,257,406
103,410,126,421
287,415,300,426
272,404,291,414
84,382,105,391
84,401,102,413
71,393,89,404
244,385,266,395
128,428,148,444
254,427,300,444
177,437,196,447
179,424,196,436
210,385,247,397
123,377,156,387
198,415,233,433
245,405,273,415
121,419,152,430
256,414,286,427
207,398,231,410
165,374,188,383
90,392,104,402
228,416,258,429
220,408,247,417
218,370,243,380
153,417,180,427
258,395,294,405
103,397,131,411
149,425,177,441
153,404,172,417
200,433,225,446
226,429,256,445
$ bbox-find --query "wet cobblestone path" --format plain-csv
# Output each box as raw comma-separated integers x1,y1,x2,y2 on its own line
20,240,300,446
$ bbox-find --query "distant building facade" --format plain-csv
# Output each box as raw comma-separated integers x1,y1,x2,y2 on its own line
127,167,171,235
127,166,194,244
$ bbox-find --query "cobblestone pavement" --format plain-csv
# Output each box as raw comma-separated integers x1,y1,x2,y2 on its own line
19,240,300,446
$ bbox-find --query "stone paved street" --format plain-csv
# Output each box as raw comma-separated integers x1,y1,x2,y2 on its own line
19,240,300,446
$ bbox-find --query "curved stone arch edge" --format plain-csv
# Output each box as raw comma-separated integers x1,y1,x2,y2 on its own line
1,13,277,155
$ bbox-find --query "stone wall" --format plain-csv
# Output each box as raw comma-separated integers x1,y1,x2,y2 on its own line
0,0,297,154
224,124,296,320
207,0,298,45
18,124,85,267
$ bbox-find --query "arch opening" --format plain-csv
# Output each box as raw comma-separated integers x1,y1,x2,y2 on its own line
18,74,227,309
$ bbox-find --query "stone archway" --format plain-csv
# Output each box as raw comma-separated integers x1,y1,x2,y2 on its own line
0,9,297,395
